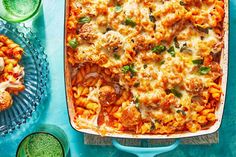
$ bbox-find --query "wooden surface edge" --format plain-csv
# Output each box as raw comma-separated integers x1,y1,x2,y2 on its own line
84,132,219,146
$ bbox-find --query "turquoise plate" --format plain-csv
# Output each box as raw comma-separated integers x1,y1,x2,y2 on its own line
0,21,49,136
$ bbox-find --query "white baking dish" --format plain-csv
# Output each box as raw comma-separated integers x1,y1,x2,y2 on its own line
64,0,228,140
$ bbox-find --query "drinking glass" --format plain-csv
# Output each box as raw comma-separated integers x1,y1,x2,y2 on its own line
16,124,69,157
0,0,42,22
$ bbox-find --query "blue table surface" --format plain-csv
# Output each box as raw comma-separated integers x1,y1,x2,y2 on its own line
0,0,236,156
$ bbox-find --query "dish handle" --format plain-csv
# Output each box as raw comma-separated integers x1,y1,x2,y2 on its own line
112,139,180,157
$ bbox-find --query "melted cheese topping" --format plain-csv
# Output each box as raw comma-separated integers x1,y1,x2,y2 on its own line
67,0,225,135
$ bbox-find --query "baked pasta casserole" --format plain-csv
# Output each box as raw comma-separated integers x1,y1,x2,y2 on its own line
66,0,225,134
0,35,25,111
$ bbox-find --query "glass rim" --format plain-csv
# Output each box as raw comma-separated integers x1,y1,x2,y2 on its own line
16,131,65,157
0,0,42,23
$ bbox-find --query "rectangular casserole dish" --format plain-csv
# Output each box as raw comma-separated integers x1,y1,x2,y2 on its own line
64,0,228,139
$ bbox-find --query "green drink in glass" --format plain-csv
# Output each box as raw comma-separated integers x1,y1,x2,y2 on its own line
17,133,64,157
0,0,41,22
16,125,69,157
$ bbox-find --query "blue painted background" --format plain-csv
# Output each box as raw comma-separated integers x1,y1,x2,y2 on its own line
0,0,235,156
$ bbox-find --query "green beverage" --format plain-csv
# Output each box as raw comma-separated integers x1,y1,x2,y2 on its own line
17,133,64,157
17,125,69,157
0,0,41,22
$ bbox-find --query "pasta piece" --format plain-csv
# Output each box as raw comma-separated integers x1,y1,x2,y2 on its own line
0,35,25,111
